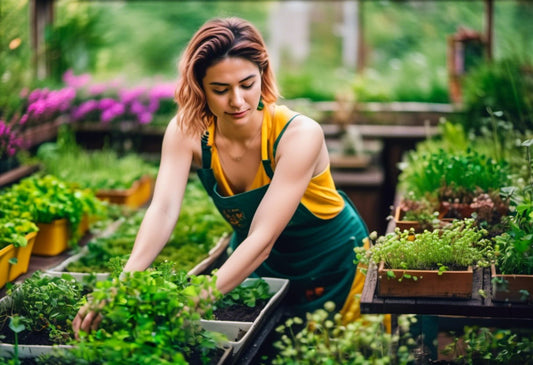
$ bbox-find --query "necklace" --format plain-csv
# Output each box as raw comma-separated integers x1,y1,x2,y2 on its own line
217,124,262,162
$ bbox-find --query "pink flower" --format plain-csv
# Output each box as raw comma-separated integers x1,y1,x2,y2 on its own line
138,112,153,125
62,69,91,89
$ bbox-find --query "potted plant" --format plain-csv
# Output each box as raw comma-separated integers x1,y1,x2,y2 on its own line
442,325,533,364
35,127,158,209
200,276,289,359
398,148,511,221
491,139,533,303
270,301,415,364
67,267,231,365
393,192,443,233
0,217,39,283
356,219,495,298
0,271,92,360
0,175,106,256
47,178,231,279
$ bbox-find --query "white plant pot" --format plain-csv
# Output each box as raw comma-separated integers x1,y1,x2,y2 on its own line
201,277,289,359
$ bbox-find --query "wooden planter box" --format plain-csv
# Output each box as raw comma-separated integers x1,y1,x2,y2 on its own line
394,206,424,232
201,277,289,359
491,264,533,304
8,231,38,282
0,244,16,288
377,261,473,299
394,206,451,233
33,219,69,256
96,175,154,208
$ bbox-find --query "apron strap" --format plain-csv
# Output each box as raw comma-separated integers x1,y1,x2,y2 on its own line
273,113,300,158
262,113,301,179
200,131,212,169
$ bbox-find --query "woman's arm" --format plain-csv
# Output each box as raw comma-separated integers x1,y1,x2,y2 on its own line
123,117,195,272
215,115,329,294
73,118,196,337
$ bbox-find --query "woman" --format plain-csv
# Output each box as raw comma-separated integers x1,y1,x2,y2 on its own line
73,17,368,336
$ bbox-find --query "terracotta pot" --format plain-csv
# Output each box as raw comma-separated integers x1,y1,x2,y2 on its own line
491,264,533,304
394,206,452,233
377,261,473,299
439,201,475,219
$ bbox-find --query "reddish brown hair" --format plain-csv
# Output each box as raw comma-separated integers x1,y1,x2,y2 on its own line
175,17,278,136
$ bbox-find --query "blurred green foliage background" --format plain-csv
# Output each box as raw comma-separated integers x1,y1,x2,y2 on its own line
1,0,532,110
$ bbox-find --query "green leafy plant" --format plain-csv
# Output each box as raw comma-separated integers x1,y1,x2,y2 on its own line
493,139,533,275
214,278,272,310
68,269,227,365
399,148,511,205
0,174,107,244
356,219,495,275
0,272,92,345
0,217,38,250
394,192,441,232
35,126,158,191
272,301,415,365
65,178,231,274
442,325,533,364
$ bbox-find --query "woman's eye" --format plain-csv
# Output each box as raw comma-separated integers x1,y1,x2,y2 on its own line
213,89,227,95
242,83,254,89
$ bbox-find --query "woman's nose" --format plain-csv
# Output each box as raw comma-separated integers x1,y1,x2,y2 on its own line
229,89,244,108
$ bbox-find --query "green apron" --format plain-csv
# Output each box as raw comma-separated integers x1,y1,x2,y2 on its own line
197,119,368,315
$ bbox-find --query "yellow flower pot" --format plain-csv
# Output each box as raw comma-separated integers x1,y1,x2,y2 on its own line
96,175,154,208
0,244,16,288
33,219,69,256
8,231,38,281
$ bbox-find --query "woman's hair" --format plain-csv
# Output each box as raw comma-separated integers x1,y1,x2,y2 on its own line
175,17,279,136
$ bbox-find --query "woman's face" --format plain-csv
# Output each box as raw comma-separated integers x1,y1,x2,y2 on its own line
202,57,262,127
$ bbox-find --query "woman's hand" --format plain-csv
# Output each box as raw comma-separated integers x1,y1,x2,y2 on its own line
72,299,104,340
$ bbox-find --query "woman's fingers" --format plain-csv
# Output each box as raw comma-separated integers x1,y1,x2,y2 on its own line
72,305,102,340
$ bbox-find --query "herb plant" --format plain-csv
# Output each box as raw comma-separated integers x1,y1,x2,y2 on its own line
69,269,226,365
35,126,158,190
442,325,533,364
65,177,231,273
356,218,495,274
399,148,511,204
0,175,107,243
214,278,272,310
272,301,415,365
0,217,38,250
493,139,533,275
0,272,93,345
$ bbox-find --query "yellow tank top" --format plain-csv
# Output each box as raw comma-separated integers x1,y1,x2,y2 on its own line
207,104,344,220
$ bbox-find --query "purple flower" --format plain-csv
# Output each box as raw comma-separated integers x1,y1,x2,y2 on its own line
19,114,29,126
149,83,175,100
147,99,160,113
130,100,146,115
73,100,99,120
101,103,125,124
89,83,108,96
119,87,146,104
62,69,91,89
98,98,117,110
0,120,25,158
138,112,153,125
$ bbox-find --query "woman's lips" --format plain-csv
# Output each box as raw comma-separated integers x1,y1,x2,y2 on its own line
228,110,248,118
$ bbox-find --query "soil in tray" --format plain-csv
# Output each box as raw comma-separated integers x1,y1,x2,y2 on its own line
212,299,267,322
0,326,57,346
